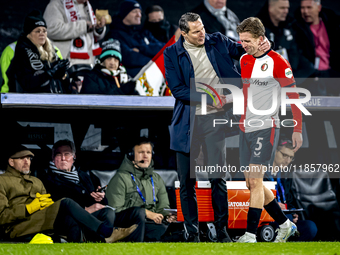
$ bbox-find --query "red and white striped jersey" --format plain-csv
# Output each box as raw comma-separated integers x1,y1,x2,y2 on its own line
239,50,302,133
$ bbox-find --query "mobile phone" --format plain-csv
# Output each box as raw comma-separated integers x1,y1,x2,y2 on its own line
96,185,107,192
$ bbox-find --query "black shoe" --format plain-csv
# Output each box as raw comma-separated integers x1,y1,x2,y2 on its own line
186,234,200,242
217,227,232,243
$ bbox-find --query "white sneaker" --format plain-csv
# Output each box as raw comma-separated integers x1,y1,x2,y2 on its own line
274,221,298,243
237,232,257,243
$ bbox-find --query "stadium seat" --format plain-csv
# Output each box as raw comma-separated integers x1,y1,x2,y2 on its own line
292,170,340,240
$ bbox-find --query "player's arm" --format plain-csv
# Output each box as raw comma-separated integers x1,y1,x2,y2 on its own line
285,85,302,133
276,59,303,152
286,85,303,152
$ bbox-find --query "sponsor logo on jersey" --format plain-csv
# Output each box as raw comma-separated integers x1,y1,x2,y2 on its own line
242,78,268,86
252,79,268,86
285,68,293,78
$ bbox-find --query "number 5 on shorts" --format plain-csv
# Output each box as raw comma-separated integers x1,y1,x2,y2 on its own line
255,137,263,151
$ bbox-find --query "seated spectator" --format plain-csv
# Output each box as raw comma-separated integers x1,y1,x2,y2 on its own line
40,139,117,242
106,138,176,242
0,41,63,93
256,0,315,80
294,0,340,96
43,0,106,69
105,0,165,77
6,10,70,93
0,42,17,93
191,0,240,41
0,144,136,243
80,39,138,95
265,139,318,241
144,5,181,43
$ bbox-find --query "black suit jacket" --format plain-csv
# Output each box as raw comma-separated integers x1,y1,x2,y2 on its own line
42,168,107,208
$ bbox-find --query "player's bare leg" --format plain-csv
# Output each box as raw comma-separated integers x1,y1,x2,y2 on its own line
238,164,265,243
247,164,265,208
263,185,275,206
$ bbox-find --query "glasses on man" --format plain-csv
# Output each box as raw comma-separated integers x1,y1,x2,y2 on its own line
279,150,295,161
54,152,73,159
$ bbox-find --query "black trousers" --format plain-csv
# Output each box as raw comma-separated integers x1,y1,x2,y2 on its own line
114,207,168,242
83,207,115,242
53,198,115,242
177,113,229,235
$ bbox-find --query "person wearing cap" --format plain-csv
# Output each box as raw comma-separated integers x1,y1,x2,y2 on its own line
105,0,165,77
43,0,106,67
0,144,137,242
6,10,70,93
80,39,138,95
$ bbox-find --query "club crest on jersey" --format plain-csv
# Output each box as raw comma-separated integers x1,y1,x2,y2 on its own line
261,63,268,71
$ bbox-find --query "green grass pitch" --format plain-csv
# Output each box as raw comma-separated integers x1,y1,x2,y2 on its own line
0,242,339,255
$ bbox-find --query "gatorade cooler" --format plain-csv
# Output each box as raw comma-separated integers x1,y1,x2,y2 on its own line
175,181,277,241
226,181,276,229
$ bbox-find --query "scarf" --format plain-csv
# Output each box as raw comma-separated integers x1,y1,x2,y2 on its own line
101,66,129,83
203,0,239,41
64,0,101,59
49,161,80,184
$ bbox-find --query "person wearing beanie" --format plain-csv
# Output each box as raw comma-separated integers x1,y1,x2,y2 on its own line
6,10,70,93
80,39,138,95
119,0,143,23
43,0,106,67
105,0,165,77
99,39,123,70
0,143,137,242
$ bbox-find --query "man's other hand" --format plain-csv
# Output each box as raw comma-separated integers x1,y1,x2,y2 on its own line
146,210,164,224
85,203,105,214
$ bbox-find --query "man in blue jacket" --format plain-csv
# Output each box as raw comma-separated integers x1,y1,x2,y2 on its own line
164,12,270,242
105,0,165,77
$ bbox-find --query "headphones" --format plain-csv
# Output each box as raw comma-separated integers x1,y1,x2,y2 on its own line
127,142,155,162
127,149,135,161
